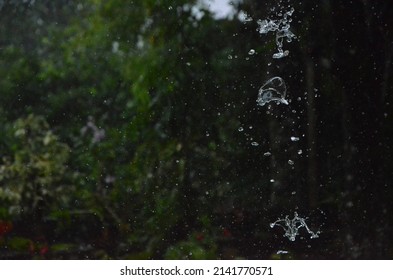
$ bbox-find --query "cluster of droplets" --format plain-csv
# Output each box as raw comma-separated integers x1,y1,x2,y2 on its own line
257,7,296,59
270,212,320,242
250,6,321,242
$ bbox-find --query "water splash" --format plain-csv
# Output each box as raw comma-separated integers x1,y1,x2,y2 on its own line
257,77,288,106
270,212,320,241
257,7,296,59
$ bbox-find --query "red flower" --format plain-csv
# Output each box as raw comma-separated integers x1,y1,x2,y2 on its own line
196,233,204,241
0,221,13,236
40,245,49,256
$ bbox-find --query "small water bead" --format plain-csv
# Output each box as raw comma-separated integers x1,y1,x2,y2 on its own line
257,77,289,106
276,250,288,255
273,50,289,59
228,54,233,60
264,152,272,156
270,179,275,183
297,149,303,155
251,142,259,146
288,160,294,165
248,49,256,55
238,127,244,132
290,136,299,142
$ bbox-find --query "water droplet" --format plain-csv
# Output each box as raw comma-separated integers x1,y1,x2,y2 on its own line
238,127,244,132
273,50,289,59
186,62,191,66
257,77,289,106
251,142,259,146
290,136,299,141
297,149,303,155
277,250,288,255
264,152,272,156
248,49,256,55
228,54,233,60
288,160,294,165
270,179,275,183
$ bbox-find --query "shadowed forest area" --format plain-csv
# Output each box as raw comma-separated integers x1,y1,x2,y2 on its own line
0,0,393,259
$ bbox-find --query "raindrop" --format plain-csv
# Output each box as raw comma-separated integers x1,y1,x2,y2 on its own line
228,54,233,60
248,49,256,55
290,136,299,142
264,152,272,156
270,179,275,183
288,160,294,165
273,50,289,59
251,142,259,146
276,250,288,255
297,149,303,155
257,77,289,106
238,127,244,132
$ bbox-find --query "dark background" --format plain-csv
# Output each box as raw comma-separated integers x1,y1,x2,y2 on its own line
0,0,392,259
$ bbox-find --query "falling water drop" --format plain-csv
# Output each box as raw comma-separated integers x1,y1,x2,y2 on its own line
257,77,289,106
288,160,294,165
291,136,300,142
248,49,256,55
